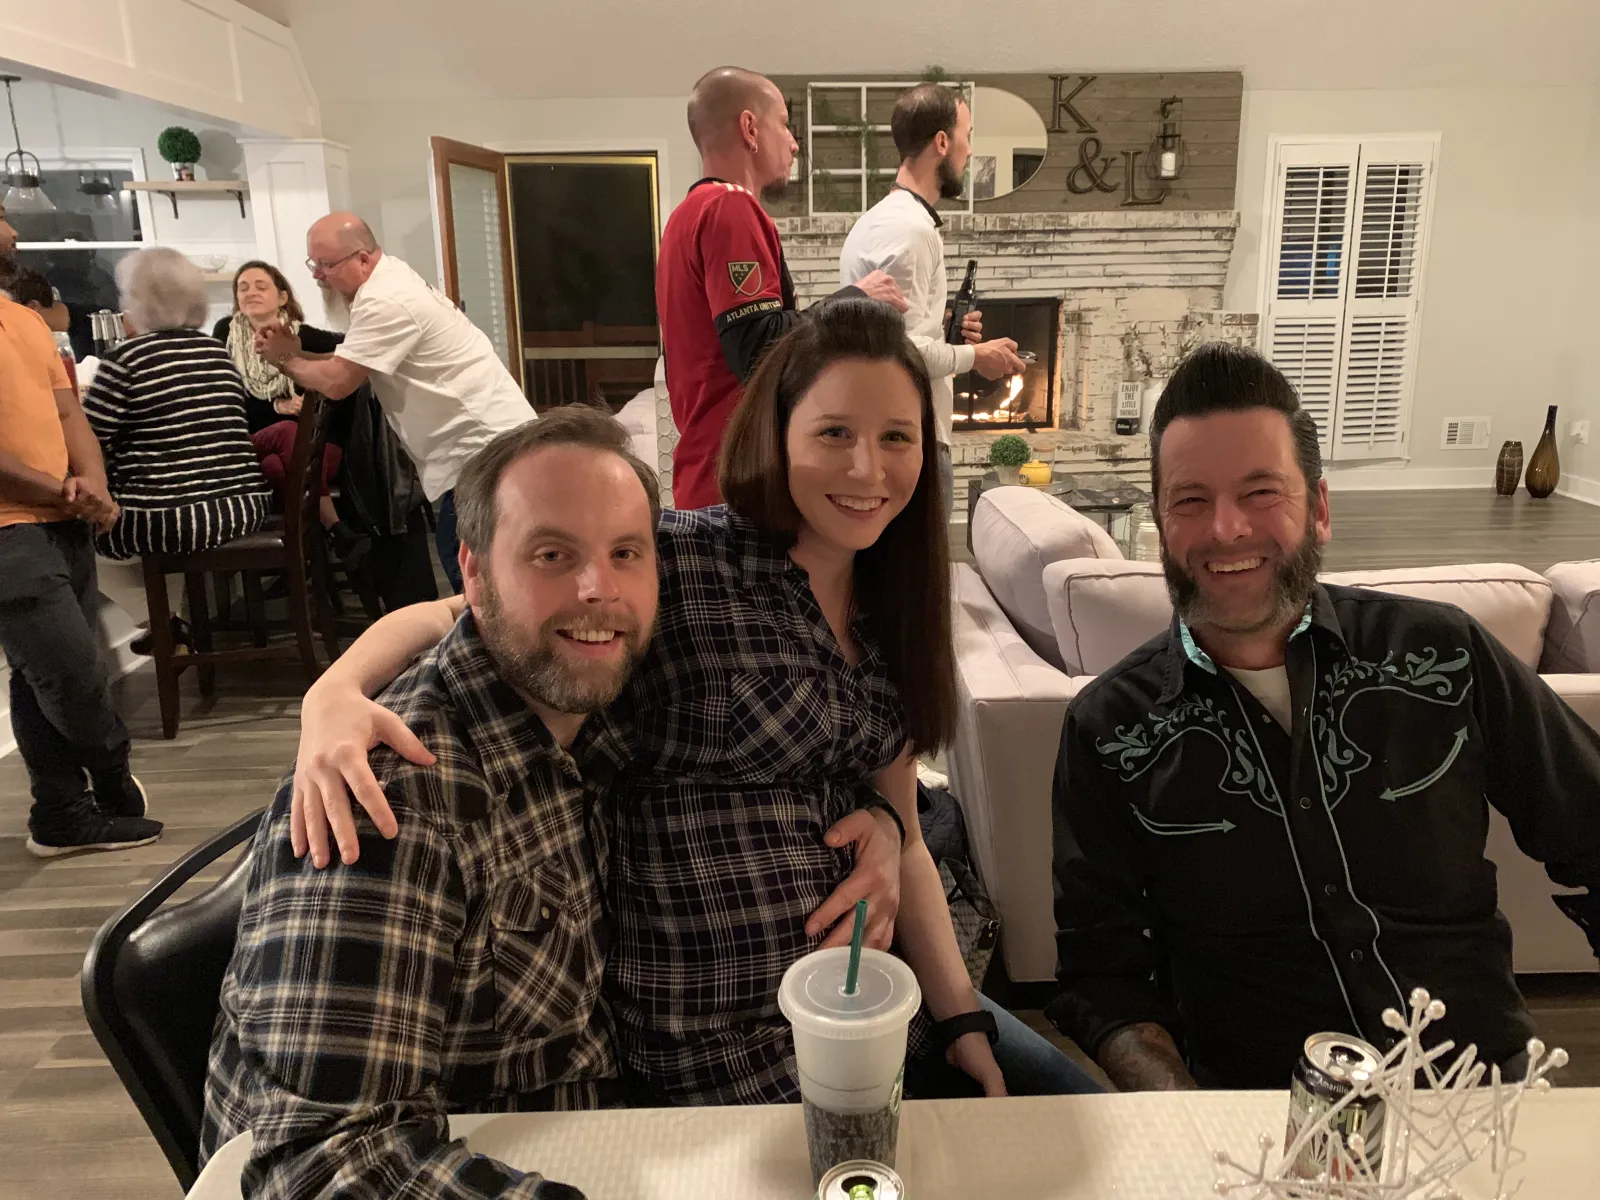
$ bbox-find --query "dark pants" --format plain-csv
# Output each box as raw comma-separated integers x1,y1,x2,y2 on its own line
434,489,462,594
0,521,131,834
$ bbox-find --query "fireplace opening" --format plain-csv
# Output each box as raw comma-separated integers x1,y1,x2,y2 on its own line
953,297,1059,431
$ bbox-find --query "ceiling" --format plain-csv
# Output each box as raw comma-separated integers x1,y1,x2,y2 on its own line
276,0,1600,103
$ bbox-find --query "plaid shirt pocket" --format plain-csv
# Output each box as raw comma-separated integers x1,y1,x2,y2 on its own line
488,872,571,1037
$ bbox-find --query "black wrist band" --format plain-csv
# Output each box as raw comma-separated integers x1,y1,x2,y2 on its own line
864,798,906,847
930,1009,1000,1054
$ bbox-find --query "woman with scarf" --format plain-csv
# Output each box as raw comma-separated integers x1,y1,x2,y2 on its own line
214,261,365,562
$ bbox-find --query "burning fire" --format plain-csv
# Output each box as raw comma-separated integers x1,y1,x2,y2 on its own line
958,372,1030,424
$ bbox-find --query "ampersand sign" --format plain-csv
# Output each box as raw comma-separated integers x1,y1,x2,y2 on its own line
1066,136,1119,195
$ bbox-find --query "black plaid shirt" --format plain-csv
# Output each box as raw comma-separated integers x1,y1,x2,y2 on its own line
606,508,907,1104
202,613,623,1198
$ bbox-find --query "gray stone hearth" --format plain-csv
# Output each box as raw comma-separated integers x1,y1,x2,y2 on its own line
775,209,1259,497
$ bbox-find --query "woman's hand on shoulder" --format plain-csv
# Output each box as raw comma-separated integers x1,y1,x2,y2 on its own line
291,680,435,867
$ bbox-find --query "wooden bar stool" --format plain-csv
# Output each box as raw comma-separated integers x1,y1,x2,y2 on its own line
138,392,341,738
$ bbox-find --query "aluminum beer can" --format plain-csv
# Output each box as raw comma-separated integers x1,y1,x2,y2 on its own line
815,1160,905,1200
1285,1033,1385,1181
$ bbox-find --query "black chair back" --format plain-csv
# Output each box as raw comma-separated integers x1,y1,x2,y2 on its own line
80,809,264,1190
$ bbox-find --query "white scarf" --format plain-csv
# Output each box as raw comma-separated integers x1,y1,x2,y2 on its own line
228,310,298,402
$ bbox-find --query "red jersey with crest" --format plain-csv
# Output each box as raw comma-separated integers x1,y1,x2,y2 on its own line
656,178,796,509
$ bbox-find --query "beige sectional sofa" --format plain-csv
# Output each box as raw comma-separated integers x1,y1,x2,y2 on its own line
950,486,1600,984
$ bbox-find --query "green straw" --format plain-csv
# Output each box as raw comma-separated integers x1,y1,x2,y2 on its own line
843,899,869,996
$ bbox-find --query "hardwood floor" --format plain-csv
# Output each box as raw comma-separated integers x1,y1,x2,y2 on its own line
0,489,1596,1199
951,488,1598,571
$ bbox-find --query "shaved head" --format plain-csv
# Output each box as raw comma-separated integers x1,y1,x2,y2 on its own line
687,66,783,153
309,212,380,254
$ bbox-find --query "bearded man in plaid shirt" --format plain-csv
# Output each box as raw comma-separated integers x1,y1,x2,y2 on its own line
201,410,662,1198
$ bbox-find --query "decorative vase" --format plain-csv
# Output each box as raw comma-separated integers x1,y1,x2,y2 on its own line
1525,406,1560,499
1494,441,1523,496
991,464,1022,485
173,163,196,182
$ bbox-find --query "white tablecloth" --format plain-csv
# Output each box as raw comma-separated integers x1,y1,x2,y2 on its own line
190,1088,1600,1198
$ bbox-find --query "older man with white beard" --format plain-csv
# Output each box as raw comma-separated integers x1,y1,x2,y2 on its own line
255,213,532,592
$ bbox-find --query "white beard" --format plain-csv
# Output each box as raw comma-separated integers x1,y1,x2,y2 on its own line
319,284,353,332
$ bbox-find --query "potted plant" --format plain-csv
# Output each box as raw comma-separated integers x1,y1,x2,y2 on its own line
988,434,1031,485
157,126,202,182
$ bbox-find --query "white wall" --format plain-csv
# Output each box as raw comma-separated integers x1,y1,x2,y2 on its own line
320,95,695,286
1560,83,1600,501
1224,84,1598,485
0,0,317,137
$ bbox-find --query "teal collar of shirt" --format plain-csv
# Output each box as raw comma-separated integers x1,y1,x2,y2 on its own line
1160,585,1345,703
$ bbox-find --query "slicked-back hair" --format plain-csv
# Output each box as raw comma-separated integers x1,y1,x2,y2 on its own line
454,407,661,556
892,84,962,161
1149,341,1324,504
718,297,956,754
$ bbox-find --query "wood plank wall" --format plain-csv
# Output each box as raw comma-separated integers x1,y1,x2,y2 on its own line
766,71,1242,218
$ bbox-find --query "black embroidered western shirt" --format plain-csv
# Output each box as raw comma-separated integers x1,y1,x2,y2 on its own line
1048,585,1600,1088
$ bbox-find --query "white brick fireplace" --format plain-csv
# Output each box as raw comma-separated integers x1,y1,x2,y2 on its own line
775,209,1258,497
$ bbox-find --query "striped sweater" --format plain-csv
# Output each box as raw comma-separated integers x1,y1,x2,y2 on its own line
83,328,272,559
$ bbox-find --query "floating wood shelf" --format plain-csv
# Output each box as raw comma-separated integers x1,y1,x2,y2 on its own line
200,272,233,283
125,179,249,219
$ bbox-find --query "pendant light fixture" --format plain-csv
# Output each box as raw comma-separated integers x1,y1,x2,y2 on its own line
2,75,56,213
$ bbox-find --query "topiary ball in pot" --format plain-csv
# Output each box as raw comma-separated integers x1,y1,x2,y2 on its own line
988,433,1031,484
157,126,202,180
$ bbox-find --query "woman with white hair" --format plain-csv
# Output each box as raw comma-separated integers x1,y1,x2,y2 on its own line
83,247,271,560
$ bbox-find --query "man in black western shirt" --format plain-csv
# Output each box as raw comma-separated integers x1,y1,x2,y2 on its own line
1048,342,1600,1091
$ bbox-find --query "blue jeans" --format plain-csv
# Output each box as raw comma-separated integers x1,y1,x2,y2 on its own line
905,994,1104,1097
434,489,462,594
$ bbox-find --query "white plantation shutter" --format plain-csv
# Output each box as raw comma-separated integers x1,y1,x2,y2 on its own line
1331,143,1435,460
1260,137,1437,463
1261,144,1358,457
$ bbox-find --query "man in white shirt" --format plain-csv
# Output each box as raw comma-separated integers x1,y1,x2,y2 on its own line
258,213,533,591
840,84,1025,519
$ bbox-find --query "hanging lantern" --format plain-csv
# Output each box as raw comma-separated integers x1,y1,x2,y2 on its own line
1146,97,1187,183
2,75,56,213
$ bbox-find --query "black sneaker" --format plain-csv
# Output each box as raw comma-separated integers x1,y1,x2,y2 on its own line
91,771,147,819
25,808,163,860
129,617,191,657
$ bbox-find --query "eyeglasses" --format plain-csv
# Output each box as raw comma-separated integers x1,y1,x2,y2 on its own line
304,250,362,274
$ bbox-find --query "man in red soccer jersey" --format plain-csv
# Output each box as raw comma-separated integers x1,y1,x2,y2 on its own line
657,66,908,509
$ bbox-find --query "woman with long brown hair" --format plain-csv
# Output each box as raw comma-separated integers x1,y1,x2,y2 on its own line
272,298,1100,1103
213,260,365,562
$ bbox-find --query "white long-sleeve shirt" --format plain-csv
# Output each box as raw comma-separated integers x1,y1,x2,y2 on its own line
839,187,976,445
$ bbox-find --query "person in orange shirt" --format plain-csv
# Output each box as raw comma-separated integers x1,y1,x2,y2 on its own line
0,203,163,857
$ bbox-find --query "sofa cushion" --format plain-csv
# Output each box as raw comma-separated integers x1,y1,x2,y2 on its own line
1043,559,1170,675
1542,560,1600,673
1043,560,1554,676
971,488,1122,670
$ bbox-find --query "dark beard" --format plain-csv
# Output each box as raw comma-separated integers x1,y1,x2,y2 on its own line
937,156,965,200
1162,512,1323,637
760,177,790,202
475,575,646,715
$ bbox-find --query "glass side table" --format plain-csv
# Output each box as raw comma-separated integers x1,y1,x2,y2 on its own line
965,471,1152,554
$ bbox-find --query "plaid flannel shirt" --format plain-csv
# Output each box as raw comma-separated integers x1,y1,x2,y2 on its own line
607,508,907,1104
202,613,622,1199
